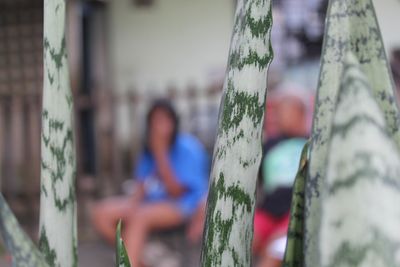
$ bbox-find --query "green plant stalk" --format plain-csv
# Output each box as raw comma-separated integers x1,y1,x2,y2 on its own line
305,1,400,266
200,0,273,266
0,194,49,267
319,53,400,266
116,220,131,267
282,141,309,267
39,0,77,266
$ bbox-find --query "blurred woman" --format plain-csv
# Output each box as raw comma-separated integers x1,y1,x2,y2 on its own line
91,99,209,266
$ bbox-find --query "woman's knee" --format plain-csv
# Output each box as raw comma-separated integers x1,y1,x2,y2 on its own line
127,206,161,232
128,206,148,224
133,203,183,229
92,200,120,223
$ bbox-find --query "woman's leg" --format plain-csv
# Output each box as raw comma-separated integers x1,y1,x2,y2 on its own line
186,200,206,244
91,196,133,244
124,202,184,265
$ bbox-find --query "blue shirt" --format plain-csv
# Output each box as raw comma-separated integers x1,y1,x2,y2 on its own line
134,134,209,217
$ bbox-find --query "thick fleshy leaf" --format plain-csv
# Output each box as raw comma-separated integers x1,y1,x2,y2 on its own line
282,141,309,267
0,194,49,267
305,1,400,265
116,220,131,267
200,0,273,266
319,53,400,267
39,1,78,266
1,2,77,266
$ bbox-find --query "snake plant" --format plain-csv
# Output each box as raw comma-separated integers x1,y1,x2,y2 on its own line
200,0,273,266
282,142,309,267
305,0,400,266
0,194,49,267
0,0,398,267
116,221,131,267
318,53,400,267
39,0,77,265
0,1,78,266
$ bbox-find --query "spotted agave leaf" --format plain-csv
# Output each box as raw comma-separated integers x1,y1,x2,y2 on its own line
200,0,273,266
305,1,400,265
39,1,77,266
282,141,309,267
319,53,400,267
0,194,49,267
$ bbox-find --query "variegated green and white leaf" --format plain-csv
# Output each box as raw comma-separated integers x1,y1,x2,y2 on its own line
306,1,400,265
0,194,49,267
39,1,77,266
282,141,309,267
319,53,400,267
200,0,273,266
116,220,131,267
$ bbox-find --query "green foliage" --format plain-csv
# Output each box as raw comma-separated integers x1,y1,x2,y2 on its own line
40,0,77,265
282,141,309,267
318,53,400,267
116,220,131,267
0,0,398,267
304,0,400,265
200,0,274,265
0,194,49,267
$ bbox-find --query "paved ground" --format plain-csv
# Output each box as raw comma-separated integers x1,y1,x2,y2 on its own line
0,241,115,267
0,203,201,267
0,239,201,267
0,242,118,267
78,241,115,267
0,257,9,267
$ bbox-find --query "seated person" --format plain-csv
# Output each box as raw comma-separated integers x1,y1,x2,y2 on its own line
253,88,309,255
91,99,209,265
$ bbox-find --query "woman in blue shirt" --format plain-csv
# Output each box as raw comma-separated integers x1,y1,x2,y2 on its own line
92,99,209,265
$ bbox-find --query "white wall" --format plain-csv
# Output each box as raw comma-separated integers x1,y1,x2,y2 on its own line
373,0,400,54
108,0,400,95
108,0,234,94
107,0,400,144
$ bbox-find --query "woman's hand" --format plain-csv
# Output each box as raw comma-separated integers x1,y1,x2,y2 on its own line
149,129,186,198
149,127,169,158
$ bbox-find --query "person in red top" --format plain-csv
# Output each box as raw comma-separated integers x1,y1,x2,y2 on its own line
254,87,311,266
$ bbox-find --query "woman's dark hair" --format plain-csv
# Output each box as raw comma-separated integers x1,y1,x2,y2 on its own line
144,98,179,151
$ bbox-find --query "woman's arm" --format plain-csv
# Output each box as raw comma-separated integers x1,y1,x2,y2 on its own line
148,115,187,198
153,150,186,198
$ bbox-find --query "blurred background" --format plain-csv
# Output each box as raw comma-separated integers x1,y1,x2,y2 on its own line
0,0,399,266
